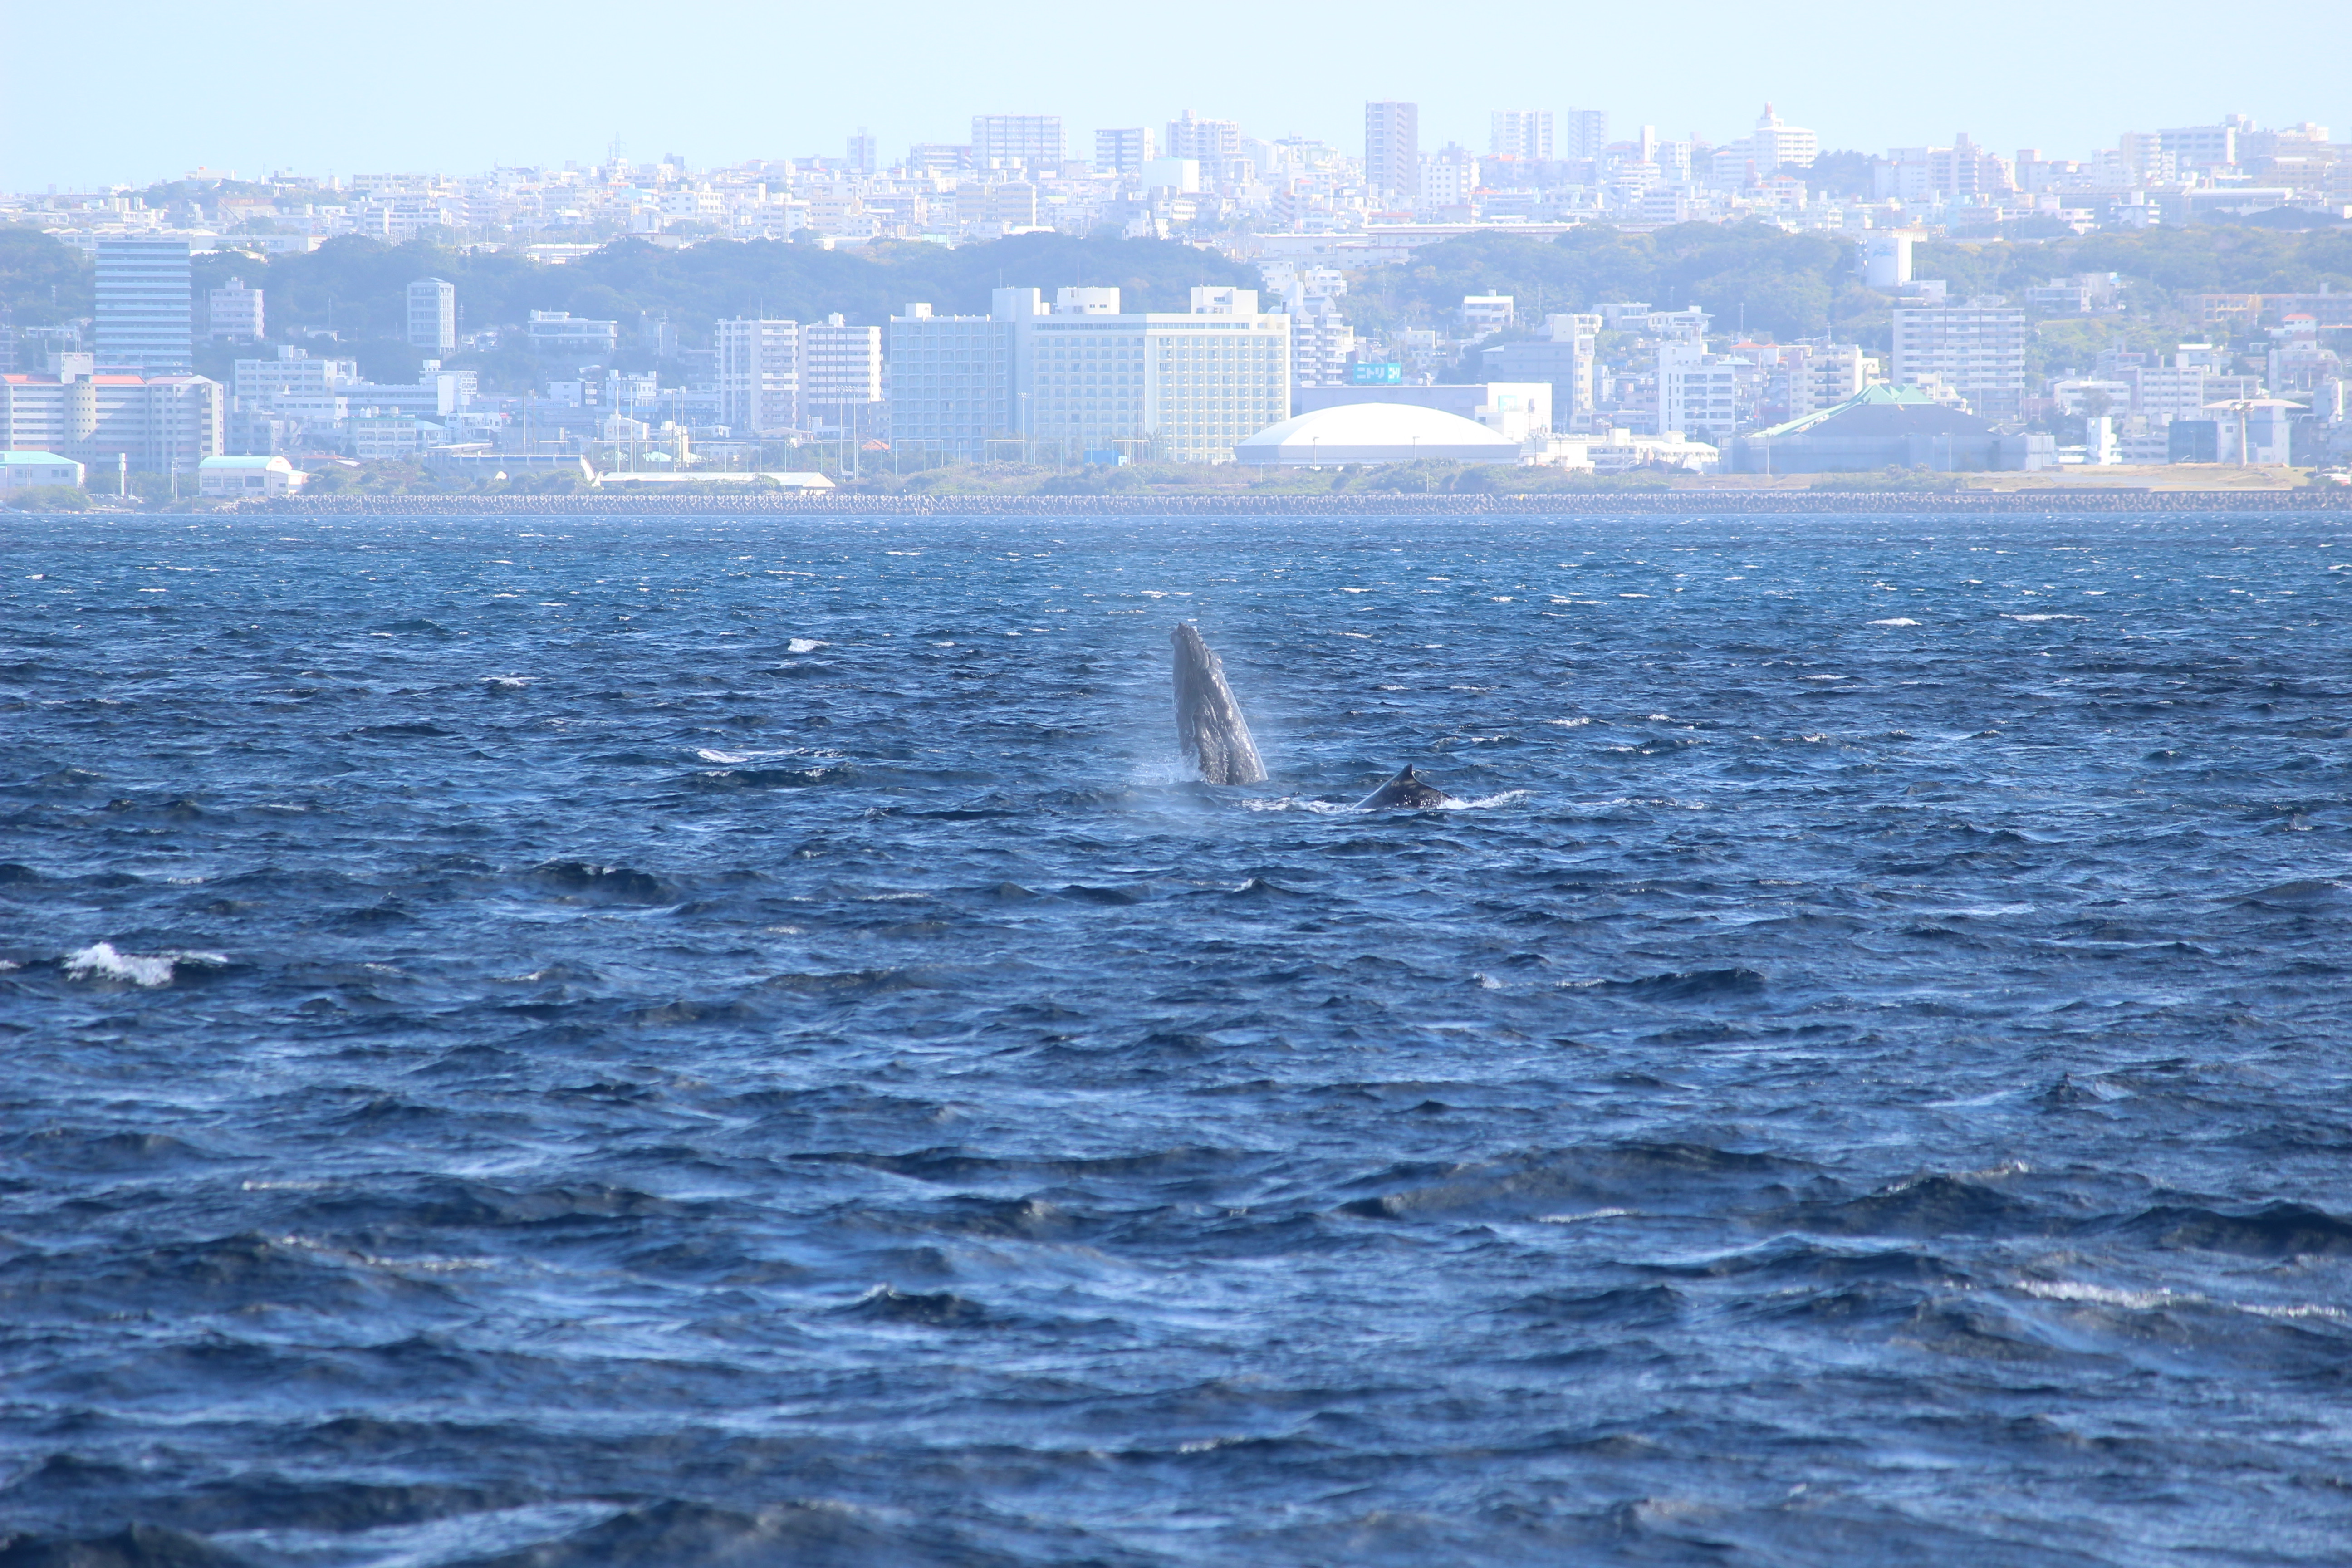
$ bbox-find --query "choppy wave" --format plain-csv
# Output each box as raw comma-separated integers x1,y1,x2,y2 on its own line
5,511,2352,1565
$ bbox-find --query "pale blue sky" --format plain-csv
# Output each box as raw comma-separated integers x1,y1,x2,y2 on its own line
8,0,2346,189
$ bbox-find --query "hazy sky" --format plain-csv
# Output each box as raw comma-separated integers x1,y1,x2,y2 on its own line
8,0,2347,190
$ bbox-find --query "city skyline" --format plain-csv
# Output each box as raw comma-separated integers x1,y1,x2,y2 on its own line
6,0,2346,191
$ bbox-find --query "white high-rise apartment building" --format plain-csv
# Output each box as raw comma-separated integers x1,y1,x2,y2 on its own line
1166,111,1244,179
207,277,265,342
1893,303,2028,417
972,115,1064,171
1659,343,1742,441
1490,110,1553,161
1365,101,1419,205
800,315,884,435
887,287,1291,464
1710,104,1818,187
713,318,799,435
1096,127,1156,176
95,238,192,375
886,301,1015,461
1783,343,1872,419
1747,103,1817,172
1560,109,1609,162
407,278,457,353
1420,145,1480,208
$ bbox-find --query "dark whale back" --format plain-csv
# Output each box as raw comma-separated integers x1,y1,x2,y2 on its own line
1170,623,1267,785
1356,765,1456,810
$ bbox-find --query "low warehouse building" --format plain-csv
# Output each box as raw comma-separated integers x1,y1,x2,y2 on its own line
1731,385,2052,473
198,455,307,496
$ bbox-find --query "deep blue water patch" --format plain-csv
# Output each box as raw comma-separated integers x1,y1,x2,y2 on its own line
2,511,2351,1565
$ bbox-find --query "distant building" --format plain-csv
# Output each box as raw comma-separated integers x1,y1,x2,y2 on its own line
407,278,457,353
197,454,304,496
1732,385,2051,472
1166,111,1244,179
1875,134,2015,201
1288,297,1354,390
800,315,884,436
712,318,799,435
972,115,1064,171
1559,108,1609,163
95,238,192,375
1658,343,1745,441
1490,110,1553,162
0,451,85,491
886,300,1014,462
1892,300,2028,417
2172,398,2296,464
1096,127,1156,176
2123,363,2210,426
207,277,265,343
1710,104,1818,187
1776,343,1873,421
888,285,1291,465
0,364,223,472
847,131,877,175
1482,314,1598,429
1460,294,1515,334
1419,144,1479,210
1365,101,1420,205
524,310,620,356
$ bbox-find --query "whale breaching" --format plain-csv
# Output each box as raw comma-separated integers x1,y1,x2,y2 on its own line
1171,623,1267,785
1356,765,1457,809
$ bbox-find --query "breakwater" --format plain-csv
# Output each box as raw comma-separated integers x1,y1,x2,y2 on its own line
224,488,2351,517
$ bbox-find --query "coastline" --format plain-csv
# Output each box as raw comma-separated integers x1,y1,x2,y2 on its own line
210,489,2352,516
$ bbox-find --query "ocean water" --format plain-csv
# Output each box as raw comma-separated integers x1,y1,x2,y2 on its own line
4,511,2351,1567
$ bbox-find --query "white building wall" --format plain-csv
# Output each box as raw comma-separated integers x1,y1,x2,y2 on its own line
713,318,800,434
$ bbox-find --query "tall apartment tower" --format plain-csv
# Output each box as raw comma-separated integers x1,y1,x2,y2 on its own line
1490,111,1554,161
1096,127,1156,176
847,130,877,175
1892,302,2029,417
407,278,457,353
799,314,884,436
1364,101,1419,205
971,115,1065,171
1560,108,1610,162
1166,111,1244,178
713,318,800,435
95,238,193,375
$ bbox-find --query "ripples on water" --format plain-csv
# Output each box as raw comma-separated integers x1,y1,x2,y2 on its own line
4,513,2351,1566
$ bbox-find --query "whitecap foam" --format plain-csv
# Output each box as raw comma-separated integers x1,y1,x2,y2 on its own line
2004,613,2087,622
1544,717,1592,727
1437,790,1531,811
1535,1208,1636,1225
64,941,222,988
481,675,530,689
1868,617,1920,627
787,638,828,653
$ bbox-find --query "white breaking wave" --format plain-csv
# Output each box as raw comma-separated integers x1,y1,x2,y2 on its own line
787,638,828,653
1868,618,1920,627
64,942,224,988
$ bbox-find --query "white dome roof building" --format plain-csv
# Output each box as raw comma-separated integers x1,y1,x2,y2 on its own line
1234,401,1522,466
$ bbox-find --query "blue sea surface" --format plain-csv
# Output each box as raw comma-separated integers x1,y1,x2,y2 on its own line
3,511,2351,1566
